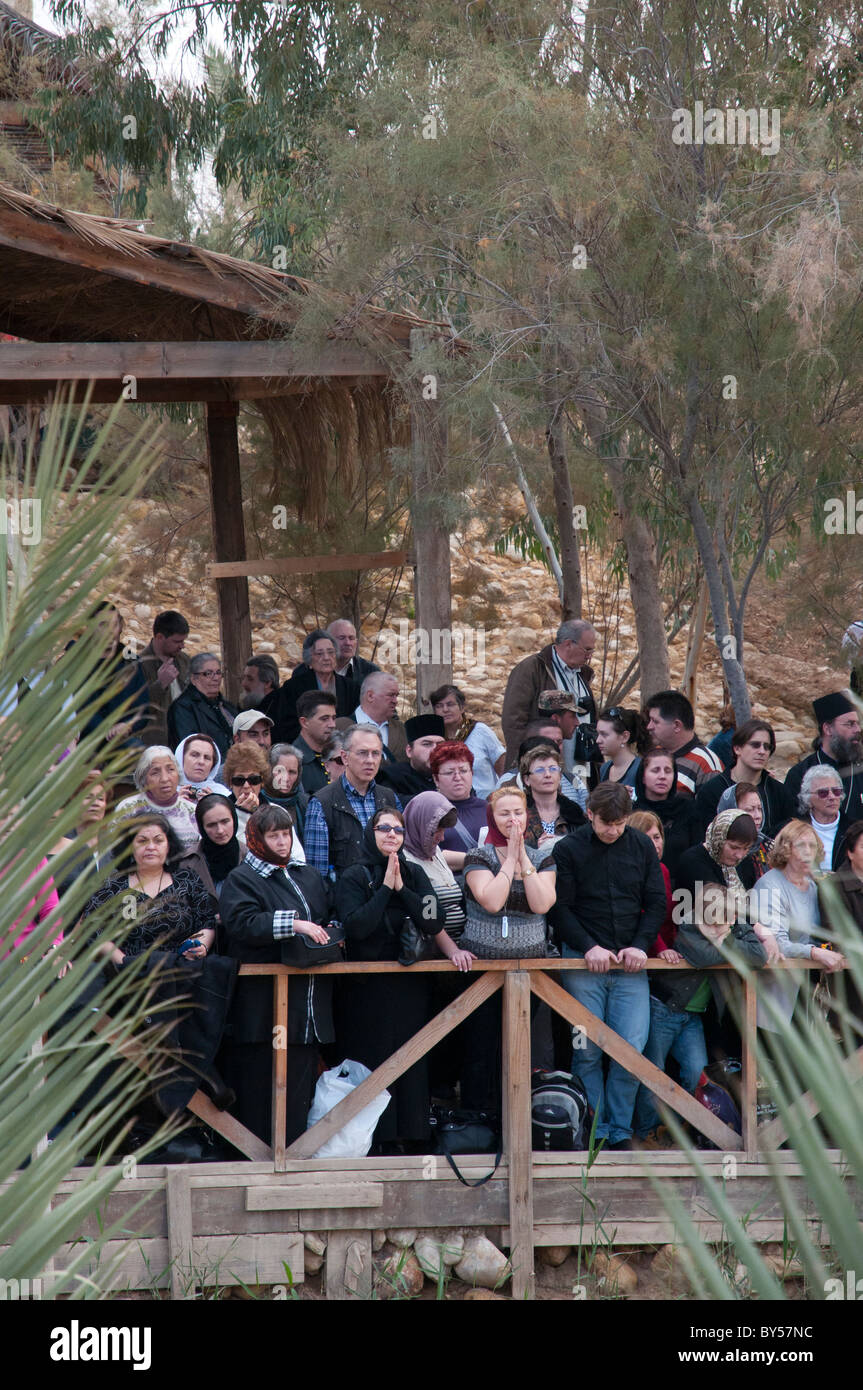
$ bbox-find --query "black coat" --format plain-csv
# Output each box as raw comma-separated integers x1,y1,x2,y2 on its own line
632,760,704,883
673,842,758,901
696,768,793,839
332,823,440,1144
167,682,238,758
219,859,335,1045
269,666,354,744
550,823,667,955
375,761,436,803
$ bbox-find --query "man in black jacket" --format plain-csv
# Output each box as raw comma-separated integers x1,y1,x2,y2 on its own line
784,692,863,823
550,782,666,1150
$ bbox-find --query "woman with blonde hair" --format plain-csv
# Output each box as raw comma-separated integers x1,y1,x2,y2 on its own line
749,819,846,1031
628,810,677,961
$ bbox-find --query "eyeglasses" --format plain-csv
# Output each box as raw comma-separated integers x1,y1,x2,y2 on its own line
327,755,346,766
605,708,626,721
231,774,262,786
376,824,405,836
529,765,560,777
199,668,222,678
813,787,842,799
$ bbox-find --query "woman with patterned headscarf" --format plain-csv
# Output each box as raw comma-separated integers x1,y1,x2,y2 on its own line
674,810,782,965
219,804,335,1145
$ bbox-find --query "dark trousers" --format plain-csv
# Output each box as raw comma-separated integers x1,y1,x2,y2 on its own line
222,1041,319,1147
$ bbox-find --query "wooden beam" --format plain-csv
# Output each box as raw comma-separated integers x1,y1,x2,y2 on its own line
0,377,341,405
246,1184,384,1210
529,971,743,1152
166,1170,194,1300
409,328,452,709
272,974,289,1170
740,976,759,1154
757,1043,863,1151
0,340,389,380
205,401,250,707
325,1230,373,1300
502,971,534,1300
285,972,503,1159
206,550,407,579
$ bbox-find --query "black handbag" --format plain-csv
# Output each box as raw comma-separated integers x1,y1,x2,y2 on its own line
398,919,438,966
430,1105,502,1186
285,923,346,966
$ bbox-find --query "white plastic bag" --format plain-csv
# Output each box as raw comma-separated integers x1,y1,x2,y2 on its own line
306,1059,391,1157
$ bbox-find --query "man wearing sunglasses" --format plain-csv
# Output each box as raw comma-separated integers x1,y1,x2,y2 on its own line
167,651,238,758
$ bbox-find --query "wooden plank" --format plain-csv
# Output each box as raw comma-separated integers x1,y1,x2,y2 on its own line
0,377,330,405
272,974,289,1171
50,1234,304,1291
205,400,250,707
246,1184,384,1211
507,1220,818,1247
185,1092,274,1163
191,1187,299,1238
758,1043,863,1150
740,976,758,1154
0,339,390,380
285,971,503,1159
409,327,452,706
297,1180,510,1231
207,549,408,579
325,1230,373,1300
166,1170,194,1301
502,971,534,1300
530,971,743,1152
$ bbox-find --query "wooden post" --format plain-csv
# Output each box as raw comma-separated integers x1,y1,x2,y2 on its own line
272,974,289,1172
205,401,251,706
167,1170,195,1300
741,975,759,1154
502,971,534,1300
325,1230,373,1300
409,329,453,710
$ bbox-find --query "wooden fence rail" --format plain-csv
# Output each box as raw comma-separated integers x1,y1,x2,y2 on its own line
198,955,847,1300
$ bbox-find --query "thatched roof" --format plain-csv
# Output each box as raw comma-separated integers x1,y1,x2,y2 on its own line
0,0,88,93
0,181,463,519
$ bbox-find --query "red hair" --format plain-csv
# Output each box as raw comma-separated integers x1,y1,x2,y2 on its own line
429,740,474,775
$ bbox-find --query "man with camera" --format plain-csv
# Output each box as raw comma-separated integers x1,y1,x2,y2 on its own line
501,620,599,772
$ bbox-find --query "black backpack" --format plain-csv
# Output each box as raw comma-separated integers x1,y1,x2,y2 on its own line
531,1069,589,1151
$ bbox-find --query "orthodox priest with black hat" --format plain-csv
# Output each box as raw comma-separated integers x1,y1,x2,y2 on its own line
376,714,446,803
784,691,863,822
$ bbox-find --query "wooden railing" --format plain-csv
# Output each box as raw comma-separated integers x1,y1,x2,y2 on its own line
165,954,852,1299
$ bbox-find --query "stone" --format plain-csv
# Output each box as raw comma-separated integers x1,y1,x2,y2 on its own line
454,1234,511,1289
506,627,541,653
764,1253,804,1281
372,1230,388,1253
650,1244,691,1296
304,1249,324,1275
592,1250,638,1295
303,1233,326,1256
538,1245,571,1267
377,1247,425,1298
414,1233,465,1279
386,1228,418,1248
462,1287,506,1300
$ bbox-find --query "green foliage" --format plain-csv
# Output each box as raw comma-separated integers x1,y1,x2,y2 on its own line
0,396,181,1295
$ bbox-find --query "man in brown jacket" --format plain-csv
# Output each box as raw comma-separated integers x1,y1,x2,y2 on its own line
501,620,598,765
137,610,191,746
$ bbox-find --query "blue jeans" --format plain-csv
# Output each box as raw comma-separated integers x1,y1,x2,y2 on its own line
560,946,650,1143
634,996,707,1137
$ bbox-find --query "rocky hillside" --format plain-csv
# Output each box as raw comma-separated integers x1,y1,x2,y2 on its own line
110,502,851,773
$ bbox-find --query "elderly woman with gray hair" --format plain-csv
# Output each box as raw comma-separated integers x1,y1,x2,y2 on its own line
115,746,200,853
166,651,238,757
270,629,354,743
797,765,850,871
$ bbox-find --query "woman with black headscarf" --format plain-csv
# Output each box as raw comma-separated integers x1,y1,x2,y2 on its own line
632,747,704,884
195,793,244,898
335,808,445,1151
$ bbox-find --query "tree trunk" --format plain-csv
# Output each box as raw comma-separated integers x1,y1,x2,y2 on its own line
493,403,565,604
683,489,751,722
409,329,453,709
604,455,670,701
542,370,582,620
682,577,709,711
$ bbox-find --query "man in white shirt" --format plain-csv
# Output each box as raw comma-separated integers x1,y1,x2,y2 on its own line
336,671,407,761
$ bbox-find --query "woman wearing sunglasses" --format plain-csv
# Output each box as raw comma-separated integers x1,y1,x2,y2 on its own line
321,734,347,784
335,808,463,1152
262,742,310,843
222,742,269,849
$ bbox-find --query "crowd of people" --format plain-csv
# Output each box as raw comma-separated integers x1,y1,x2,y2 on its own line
21,609,863,1157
